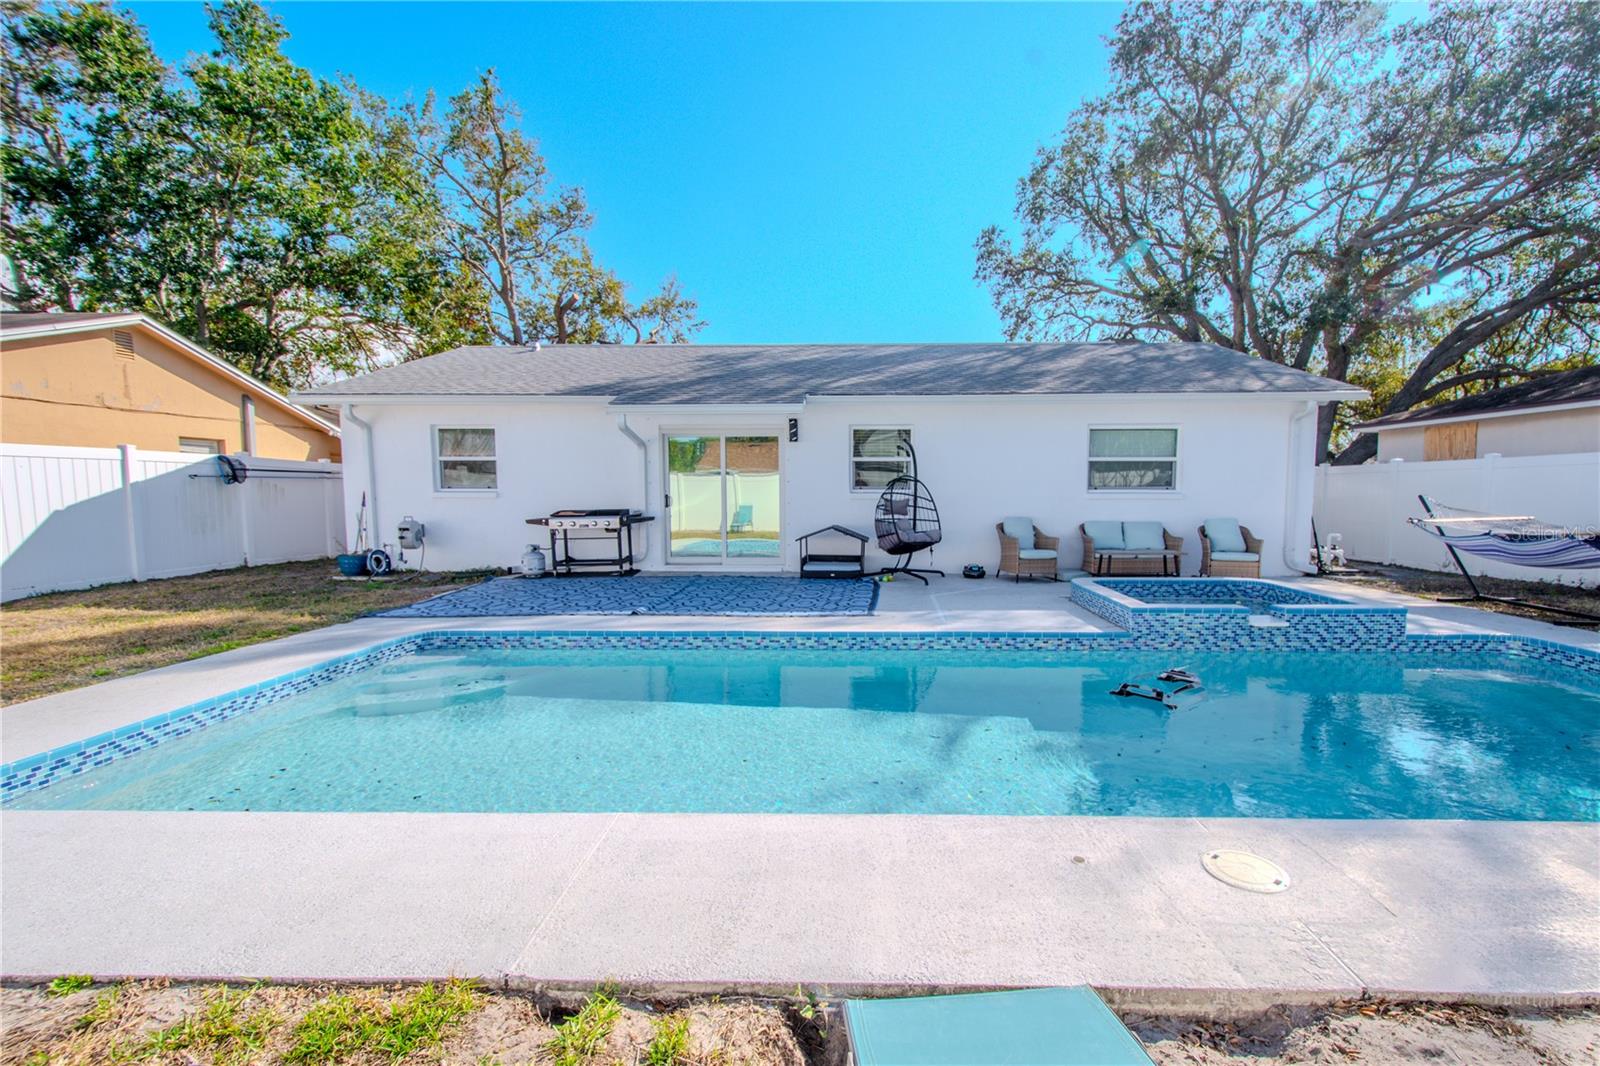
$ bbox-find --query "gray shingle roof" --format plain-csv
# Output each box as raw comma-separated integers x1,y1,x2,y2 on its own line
295,342,1361,405
1356,365,1600,430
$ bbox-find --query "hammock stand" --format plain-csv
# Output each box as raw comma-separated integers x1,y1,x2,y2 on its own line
872,442,945,585
1409,495,1600,623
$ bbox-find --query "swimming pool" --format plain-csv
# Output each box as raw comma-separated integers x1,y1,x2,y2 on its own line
8,638,1597,819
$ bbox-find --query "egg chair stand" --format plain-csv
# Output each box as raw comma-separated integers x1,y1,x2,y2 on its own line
871,443,945,585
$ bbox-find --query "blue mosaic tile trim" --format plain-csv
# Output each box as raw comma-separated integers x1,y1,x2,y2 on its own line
1406,633,1600,679
375,575,880,618
411,629,1137,654
3,626,1595,804
0,636,424,801
1094,577,1346,606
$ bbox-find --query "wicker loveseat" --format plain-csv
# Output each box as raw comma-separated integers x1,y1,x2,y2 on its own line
996,518,1062,581
1199,518,1264,578
1079,521,1183,576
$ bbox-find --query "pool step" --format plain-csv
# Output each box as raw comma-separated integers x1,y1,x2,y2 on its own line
1247,614,1289,628
346,673,510,716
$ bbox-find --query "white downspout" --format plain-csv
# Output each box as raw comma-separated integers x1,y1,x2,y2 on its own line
343,404,379,554
240,395,257,456
1283,400,1318,574
616,413,651,565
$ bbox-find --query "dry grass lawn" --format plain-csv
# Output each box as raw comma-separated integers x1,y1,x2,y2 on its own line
1328,562,1598,628
0,981,814,1066
1,561,489,706
2,981,1594,1066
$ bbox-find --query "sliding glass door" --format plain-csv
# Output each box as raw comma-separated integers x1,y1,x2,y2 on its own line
666,434,780,563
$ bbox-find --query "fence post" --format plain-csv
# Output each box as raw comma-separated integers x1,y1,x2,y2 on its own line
325,471,344,556
1481,451,1501,514
118,444,143,583
1386,459,1404,564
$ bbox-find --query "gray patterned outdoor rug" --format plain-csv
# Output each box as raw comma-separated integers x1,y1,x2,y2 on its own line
377,575,879,617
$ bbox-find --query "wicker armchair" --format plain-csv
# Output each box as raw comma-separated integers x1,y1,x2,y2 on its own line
1199,522,1264,578
996,521,1062,582
1079,523,1184,576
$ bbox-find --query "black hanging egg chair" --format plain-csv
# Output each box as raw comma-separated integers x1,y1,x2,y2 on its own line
873,442,945,584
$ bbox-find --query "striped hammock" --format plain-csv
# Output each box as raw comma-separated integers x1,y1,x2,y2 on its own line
1408,498,1600,570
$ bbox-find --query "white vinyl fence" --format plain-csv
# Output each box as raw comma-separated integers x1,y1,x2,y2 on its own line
1314,451,1600,587
1,443,344,602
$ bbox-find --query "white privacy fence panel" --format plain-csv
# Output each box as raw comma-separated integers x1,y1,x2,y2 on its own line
1,444,343,601
1314,452,1600,587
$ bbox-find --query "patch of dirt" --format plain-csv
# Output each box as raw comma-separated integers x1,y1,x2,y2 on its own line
1127,1000,1600,1065
683,1001,812,1066
433,991,554,1064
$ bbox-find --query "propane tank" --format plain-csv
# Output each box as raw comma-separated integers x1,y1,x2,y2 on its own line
519,543,548,577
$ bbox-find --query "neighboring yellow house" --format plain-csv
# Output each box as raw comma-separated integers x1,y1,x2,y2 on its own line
0,311,340,461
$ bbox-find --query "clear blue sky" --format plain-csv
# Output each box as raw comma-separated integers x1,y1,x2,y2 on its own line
124,1,1125,343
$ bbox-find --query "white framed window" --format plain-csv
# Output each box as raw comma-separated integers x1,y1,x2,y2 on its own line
1088,427,1178,491
850,427,912,491
178,437,222,455
434,426,498,490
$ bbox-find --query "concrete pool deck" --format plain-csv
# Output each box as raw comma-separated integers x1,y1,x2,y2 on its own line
4,812,1596,1005
2,575,1597,1002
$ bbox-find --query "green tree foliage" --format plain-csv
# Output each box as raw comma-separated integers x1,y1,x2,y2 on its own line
2,1,700,388
386,70,703,346
977,1,1599,461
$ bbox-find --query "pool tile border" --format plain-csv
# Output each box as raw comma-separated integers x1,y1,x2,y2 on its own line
3,625,1597,804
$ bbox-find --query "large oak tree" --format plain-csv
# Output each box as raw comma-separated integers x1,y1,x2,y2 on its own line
977,1,1598,462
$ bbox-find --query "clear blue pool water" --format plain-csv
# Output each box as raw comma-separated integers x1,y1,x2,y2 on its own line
12,646,1598,819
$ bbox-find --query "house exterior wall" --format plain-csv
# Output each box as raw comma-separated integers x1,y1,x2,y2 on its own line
0,328,340,461
343,395,1315,577
1374,406,1600,462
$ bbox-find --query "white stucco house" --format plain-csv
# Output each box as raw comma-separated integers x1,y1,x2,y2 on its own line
293,342,1362,577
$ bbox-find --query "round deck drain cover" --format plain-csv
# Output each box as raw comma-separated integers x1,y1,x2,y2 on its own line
1202,849,1290,893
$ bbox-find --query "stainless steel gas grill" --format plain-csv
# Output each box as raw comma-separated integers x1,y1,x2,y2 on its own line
526,509,655,576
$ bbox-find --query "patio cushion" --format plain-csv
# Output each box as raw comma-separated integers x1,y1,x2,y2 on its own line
893,527,941,547
1083,521,1124,549
1204,517,1247,553
1210,551,1259,562
1002,516,1035,549
1122,521,1165,551
1017,548,1057,560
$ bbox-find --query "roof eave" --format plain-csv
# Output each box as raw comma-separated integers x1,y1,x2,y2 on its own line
802,389,1367,404
289,392,618,405
0,313,145,340
1354,396,1600,433
295,387,1366,406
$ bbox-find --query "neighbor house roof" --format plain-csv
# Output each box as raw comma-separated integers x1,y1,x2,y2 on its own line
293,342,1363,405
0,311,139,333
1,310,340,437
1355,365,1600,432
